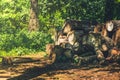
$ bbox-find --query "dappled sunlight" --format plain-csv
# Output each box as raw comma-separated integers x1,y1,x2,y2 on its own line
0,0,120,80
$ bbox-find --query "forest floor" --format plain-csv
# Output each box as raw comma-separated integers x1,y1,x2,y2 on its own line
0,52,120,80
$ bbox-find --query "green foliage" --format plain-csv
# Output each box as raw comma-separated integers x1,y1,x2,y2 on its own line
1,0,120,33
114,1,120,20
38,0,105,23
0,28,53,55
0,50,7,56
116,0,120,3
0,0,30,32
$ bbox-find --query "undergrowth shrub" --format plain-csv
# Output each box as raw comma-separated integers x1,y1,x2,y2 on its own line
0,28,53,56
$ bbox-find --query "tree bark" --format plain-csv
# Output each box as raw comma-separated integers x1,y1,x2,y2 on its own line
28,0,39,31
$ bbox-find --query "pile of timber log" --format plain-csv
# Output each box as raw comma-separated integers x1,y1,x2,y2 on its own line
93,20,120,49
54,19,97,46
46,19,98,62
46,19,120,64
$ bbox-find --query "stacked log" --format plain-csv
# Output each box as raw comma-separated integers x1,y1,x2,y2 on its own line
49,19,98,62
46,19,120,64
94,20,120,49
106,48,120,64
55,19,96,45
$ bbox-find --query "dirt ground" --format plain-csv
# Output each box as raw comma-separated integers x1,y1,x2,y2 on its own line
0,53,120,80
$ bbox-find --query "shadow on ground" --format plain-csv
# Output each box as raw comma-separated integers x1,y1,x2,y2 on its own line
7,61,120,80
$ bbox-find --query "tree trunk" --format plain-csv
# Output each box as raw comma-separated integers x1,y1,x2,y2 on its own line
28,0,39,31
104,0,115,22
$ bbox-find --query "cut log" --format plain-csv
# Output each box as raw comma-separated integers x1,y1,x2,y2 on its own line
106,48,120,60
111,20,120,28
1,57,13,65
101,20,120,47
0,56,44,66
46,43,55,57
64,49,73,58
12,57,41,63
67,30,83,45
62,19,97,34
54,30,68,45
93,23,105,33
